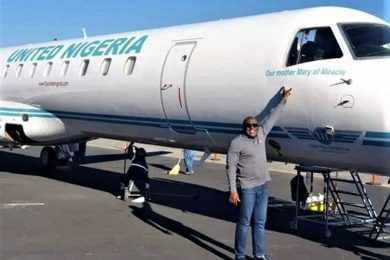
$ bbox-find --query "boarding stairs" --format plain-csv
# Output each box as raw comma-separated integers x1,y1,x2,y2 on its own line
328,171,377,226
369,194,390,241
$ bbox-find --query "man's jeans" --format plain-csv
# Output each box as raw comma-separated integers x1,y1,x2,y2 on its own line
235,183,269,260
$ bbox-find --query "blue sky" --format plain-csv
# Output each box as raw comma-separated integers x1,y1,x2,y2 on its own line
0,0,389,47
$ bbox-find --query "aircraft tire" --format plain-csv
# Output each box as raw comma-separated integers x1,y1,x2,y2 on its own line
40,146,57,174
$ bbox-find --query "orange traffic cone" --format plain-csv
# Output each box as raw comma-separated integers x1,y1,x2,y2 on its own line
210,153,220,161
367,174,381,185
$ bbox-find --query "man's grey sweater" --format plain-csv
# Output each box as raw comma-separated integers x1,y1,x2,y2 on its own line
227,98,285,193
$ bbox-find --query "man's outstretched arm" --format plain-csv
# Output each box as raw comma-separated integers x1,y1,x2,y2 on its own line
260,87,292,136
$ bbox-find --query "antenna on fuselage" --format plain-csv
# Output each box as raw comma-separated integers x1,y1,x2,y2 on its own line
82,28,88,39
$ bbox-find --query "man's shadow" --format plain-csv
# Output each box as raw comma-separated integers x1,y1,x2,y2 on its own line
130,202,246,260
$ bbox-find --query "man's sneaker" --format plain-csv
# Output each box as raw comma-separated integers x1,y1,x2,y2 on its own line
255,255,270,260
131,196,145,203
185,171,194,175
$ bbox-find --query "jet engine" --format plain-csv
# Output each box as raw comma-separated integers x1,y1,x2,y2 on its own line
0,101,67,145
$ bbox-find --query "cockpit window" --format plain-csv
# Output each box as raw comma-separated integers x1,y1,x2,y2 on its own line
341,23,390,58
287,27,343,66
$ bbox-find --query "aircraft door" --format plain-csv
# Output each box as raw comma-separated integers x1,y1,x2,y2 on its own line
160,42,196,134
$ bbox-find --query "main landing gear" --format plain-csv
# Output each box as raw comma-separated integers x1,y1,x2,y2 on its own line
39,142,86,174
40,146,57,174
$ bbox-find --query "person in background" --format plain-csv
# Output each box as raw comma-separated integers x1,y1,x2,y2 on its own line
227,87,292,260
183,149,194,175
128,147,150,202
120,145,150,202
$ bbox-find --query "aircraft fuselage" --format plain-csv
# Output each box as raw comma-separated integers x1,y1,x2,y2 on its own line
1,7,389,175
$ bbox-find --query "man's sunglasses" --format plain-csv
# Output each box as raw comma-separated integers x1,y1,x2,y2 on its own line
245,123,259,128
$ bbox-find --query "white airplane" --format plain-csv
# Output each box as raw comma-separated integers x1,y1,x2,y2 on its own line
0,6,389,175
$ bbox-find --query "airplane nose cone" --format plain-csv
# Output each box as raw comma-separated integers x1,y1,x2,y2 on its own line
378,61,390,131
358,59,390,131
382,90,390,130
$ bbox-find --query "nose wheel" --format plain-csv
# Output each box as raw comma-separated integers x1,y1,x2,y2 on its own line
40,146,57,174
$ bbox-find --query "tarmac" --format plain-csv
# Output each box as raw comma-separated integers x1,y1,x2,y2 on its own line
1,141,389,260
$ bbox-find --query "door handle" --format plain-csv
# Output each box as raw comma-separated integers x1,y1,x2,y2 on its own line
161,84,173,90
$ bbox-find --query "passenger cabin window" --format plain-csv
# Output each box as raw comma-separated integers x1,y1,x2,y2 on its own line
30,63,38,78
62,60,70,76
80,59,89,76
16,64,23,78
101,58,111,76
124,56,136,75
44,62,53,77
3,64,10,78
287,27,343,66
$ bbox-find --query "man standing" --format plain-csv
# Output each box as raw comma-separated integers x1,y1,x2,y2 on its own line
227,87,292,260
